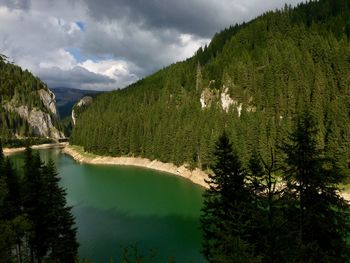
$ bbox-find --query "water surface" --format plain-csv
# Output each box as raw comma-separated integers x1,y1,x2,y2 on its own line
11,148,205,263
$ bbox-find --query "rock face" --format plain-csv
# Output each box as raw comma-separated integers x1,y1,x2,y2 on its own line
220,86,244,116
200,85,254,117
72,96,93,125
220,86,235,113
200,86,243,115
5,88,64,140
200,88,217,109
38,89,57,116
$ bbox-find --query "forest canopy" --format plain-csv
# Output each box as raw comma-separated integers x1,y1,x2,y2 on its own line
71,0,350,179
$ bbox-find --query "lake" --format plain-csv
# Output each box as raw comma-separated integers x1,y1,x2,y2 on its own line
10,148,206,263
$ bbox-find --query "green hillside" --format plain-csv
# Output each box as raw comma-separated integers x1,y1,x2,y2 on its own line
71,0,350,173
0,55,63,144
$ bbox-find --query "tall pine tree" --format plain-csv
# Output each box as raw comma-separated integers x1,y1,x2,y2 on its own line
43,159,78,263
201,132,259,262
22,147,78,263
22,148,48,263
282,110,350,262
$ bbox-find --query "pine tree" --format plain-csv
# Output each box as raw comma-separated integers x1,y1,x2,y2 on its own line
0,142,30,263
282,110,350,262
0,146,79,262
2,158,21,219
22,149,49,263
43,159,78,263
201,132,258,262
247,149,295,263
0,177,15,263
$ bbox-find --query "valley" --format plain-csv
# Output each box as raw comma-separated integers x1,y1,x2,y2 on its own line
1,0,350,262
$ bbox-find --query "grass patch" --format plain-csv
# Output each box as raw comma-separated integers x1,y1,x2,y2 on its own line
339,183,350,192
68,145,98,158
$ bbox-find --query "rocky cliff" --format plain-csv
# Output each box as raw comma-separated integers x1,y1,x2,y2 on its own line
0,55,64,140
4,89,64,140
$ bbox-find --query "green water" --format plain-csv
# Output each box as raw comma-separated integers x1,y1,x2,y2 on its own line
10,148,206,263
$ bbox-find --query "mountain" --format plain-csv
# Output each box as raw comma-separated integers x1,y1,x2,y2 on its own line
71,96,93,126
51,87,103,118
71,0,350,172
0,55,64,143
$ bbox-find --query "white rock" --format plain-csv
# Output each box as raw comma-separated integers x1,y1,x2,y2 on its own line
38,89,57,116
7,104,64,139
4,88,64,140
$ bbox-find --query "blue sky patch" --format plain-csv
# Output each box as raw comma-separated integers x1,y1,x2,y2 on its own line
76,21,85,32
66,47,85,63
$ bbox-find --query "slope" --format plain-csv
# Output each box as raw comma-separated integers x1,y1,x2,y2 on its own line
0,55,64,144
71,0,350,173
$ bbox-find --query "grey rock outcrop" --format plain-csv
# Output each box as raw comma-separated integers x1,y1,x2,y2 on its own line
38,89,57,116
4,88,64,140
72,96,93,125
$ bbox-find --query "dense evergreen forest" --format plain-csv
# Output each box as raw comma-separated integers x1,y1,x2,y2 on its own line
201,111,350,262
0,55,60,144
0,144,78,263
71,0,350,177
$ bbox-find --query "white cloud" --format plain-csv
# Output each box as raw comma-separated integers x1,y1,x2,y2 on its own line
0,5,83,69
0,0,305,91
39,49,76,70
81,60,129,78
177,34,209,60
79,59,139,88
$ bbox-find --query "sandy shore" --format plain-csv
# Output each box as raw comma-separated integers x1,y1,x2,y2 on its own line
62,145,209,188
63,146,350,199
3,142,67,156
60,145,350,198
5,143,350,200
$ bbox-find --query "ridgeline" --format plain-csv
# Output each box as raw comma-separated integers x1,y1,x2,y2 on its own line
71,0,350,176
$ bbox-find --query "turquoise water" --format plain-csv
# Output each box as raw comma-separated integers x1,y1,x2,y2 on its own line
10,148,206,263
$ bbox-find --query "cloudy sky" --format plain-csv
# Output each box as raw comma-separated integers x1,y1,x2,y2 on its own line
0,0,303,91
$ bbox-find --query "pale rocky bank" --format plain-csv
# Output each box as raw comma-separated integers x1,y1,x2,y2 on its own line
5,144,350,199
3,143,67,155
62,144,209,188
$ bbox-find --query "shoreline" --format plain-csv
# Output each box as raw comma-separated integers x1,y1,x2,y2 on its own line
5,143,350,199
62,145,209,188
3,142,67,155
3,142,209,188
61,146,350,199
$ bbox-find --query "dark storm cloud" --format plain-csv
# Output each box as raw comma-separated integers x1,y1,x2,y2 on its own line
81,22,191,75
38,66,116,90
83,0,304,38
0,0,31,10
83,0,224,37
0,0,305,90
79,0,305,78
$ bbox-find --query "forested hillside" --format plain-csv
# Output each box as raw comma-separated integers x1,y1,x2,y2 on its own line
71,0,350,173
0,55,63,144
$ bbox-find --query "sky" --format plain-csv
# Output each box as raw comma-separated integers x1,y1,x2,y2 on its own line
0,0,304,91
